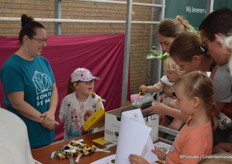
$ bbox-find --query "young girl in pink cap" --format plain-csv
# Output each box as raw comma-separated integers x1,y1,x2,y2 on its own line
59,68,105,140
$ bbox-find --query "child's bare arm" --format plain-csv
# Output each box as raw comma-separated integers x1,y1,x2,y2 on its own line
139,82,164,93
143,102,189,122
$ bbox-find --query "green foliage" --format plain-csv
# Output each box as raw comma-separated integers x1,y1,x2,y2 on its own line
188,24,200,34
146,46,169,61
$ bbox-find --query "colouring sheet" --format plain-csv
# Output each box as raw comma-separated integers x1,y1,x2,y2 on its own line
91,109,158,164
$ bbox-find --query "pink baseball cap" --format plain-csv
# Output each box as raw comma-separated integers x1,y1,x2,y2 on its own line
71,68,99,82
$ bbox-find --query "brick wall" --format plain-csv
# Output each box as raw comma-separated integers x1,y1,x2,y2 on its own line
0,0,160,94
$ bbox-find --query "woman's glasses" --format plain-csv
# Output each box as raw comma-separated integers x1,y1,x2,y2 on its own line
199,38,209,54
32,37,47,44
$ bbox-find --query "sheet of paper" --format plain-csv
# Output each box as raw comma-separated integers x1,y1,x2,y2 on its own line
34,159,42,164
119,109,158,162
115,109,158,164
91,109,158,164
144,134,158,162
90,154,116,164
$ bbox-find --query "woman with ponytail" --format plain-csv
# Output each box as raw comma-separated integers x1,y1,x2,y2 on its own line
157,15,192,53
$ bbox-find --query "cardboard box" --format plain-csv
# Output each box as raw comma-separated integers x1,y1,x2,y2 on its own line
104,105,159,144
82,107,105,131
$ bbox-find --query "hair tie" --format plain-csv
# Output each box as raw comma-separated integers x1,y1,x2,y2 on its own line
210,112,215,116
175,15,180,20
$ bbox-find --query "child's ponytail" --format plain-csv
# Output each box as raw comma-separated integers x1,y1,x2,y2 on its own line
67,78,76,94
208,103,218,130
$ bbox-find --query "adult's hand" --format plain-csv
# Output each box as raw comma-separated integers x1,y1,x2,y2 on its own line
41,110,59,130
142,101,168,116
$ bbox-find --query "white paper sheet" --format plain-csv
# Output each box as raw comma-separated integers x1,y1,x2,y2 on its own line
34,159,42,164
116,109,158,164
90,154,116,164
121,109,158,162
91,109,158,164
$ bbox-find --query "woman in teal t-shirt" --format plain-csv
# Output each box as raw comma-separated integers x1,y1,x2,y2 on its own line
0,14,59,149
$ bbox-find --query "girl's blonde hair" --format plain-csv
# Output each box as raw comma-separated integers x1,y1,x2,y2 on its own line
163,57,185,76
169,32,209,61
157,16,190,38
173,71,218,130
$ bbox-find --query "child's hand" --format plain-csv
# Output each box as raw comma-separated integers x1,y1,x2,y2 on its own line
152,146,167,160
129,154,149,164
139,85,146,92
